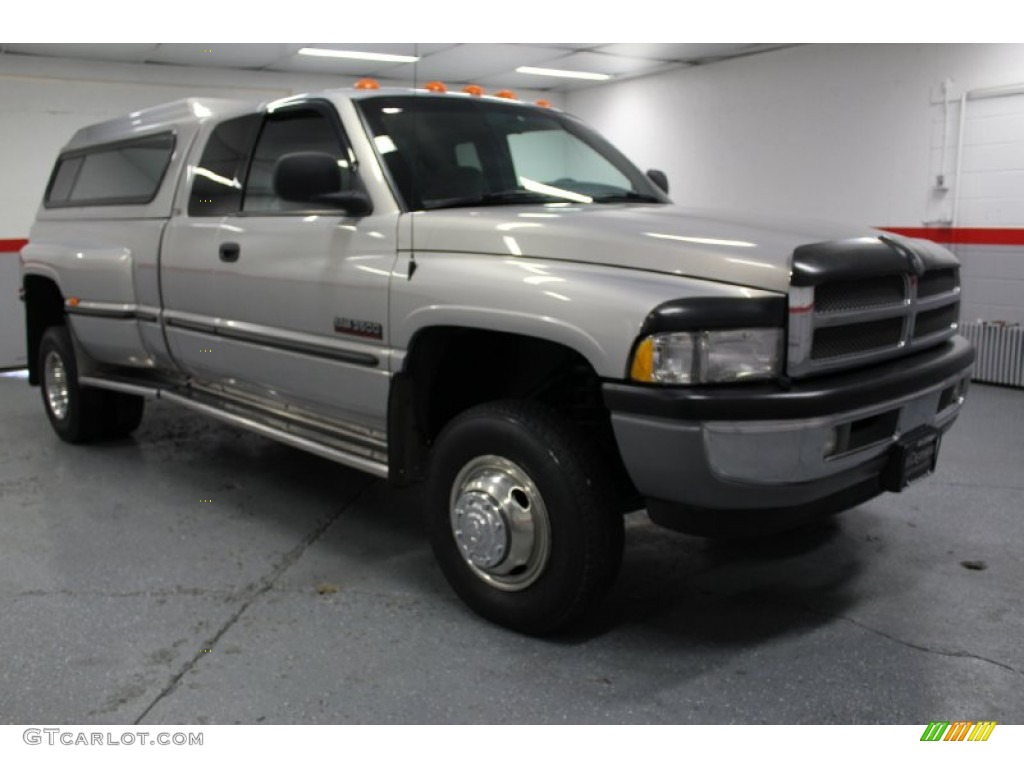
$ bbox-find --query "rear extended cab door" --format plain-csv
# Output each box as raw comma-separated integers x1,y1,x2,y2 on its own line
159,96,401,432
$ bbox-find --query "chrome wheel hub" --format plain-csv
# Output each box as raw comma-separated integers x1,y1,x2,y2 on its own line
450,456,550,592
43,350,70,421
453,491,508,568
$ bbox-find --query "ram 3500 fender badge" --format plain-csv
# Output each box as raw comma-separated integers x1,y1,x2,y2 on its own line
333,317,383,340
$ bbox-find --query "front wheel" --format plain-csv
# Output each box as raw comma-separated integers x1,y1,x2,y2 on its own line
426,401,624,635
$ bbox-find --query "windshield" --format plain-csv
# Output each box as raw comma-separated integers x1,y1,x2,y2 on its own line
355,95,670,211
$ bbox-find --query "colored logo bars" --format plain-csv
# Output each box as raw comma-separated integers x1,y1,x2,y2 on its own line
920,721,997,742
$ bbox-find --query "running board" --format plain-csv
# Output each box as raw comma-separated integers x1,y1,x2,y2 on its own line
80,375,162,398
79,375,389,479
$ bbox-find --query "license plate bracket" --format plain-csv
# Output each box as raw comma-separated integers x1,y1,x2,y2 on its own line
882,427,941,492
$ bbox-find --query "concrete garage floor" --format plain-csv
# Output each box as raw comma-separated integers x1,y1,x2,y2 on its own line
1,372,1021,725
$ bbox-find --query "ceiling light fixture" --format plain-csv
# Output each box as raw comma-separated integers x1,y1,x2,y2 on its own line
515,66,611,81
298,48,419,64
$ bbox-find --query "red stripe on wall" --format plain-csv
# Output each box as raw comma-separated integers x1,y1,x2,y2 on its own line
880,227,1024,246
5,229,1024,252
0,239,28,253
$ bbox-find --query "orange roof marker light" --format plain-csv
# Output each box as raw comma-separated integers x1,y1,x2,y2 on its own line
424,81,447,93
462,84,485,97
495,90,518,100
535,99,552,108
354,78,380,90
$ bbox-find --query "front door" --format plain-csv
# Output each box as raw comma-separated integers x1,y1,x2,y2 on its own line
162,101,397,433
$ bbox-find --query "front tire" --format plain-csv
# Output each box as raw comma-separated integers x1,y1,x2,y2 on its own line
39,325,144,443
426,401,624,635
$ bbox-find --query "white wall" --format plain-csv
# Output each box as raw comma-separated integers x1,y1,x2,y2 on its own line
565,43,1024,225
0,53,559,367
566,43,1024,323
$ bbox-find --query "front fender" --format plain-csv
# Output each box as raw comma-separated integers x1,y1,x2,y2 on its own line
389,252,783,378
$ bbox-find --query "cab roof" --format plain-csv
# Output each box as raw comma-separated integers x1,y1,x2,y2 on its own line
63,88,548,152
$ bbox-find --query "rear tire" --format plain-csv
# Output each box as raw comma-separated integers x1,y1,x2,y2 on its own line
38,325,144,443
426,400,624,635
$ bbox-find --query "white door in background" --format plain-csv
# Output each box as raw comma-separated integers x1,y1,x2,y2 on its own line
954,91,1024,325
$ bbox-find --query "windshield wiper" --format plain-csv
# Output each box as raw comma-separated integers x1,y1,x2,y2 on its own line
424,189,563,210
591,191,663,203
425,188,662,210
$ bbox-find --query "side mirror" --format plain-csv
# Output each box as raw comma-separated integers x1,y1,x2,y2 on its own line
273,152,373,216
646,169,669,194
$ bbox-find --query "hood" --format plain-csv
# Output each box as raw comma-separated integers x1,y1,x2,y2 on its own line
407,204,879,293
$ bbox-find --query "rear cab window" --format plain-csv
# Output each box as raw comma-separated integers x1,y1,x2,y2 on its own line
188,114,262,216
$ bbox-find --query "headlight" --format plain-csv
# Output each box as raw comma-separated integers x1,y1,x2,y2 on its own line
630,328,783,384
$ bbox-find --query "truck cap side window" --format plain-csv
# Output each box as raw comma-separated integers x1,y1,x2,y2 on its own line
188,114,261,217
45,132,175,207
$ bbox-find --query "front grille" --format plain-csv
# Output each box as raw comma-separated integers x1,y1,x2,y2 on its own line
913,304,958,339
918,268,958,298
812,318,904,360
788,238,962,378
814,276,906,313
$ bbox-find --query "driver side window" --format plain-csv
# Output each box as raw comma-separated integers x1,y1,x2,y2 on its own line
243,108,353,213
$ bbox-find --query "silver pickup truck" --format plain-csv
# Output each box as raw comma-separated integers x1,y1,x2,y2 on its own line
20,86,974,634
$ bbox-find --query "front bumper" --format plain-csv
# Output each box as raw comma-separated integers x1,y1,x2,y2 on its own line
603,336,974,530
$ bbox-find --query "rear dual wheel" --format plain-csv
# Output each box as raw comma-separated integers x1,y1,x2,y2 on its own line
39,325,144,443
426,401,624,635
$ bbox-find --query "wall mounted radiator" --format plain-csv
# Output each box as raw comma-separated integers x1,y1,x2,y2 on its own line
960,322,1024,388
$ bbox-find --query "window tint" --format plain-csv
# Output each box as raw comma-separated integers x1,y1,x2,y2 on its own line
46,133,174,207
189,114,261,216
243,108,352,213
